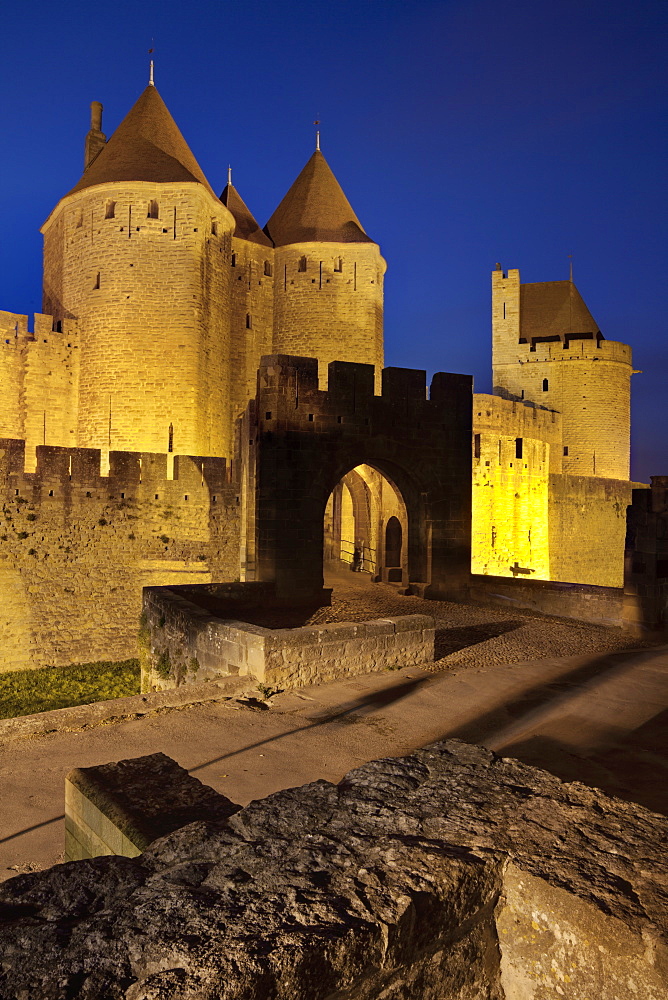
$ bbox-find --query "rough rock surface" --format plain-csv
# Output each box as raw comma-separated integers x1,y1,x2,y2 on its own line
0,740,666,999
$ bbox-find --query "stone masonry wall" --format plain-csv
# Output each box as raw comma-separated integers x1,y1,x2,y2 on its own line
0,439,239,671
0,311,80,471
272,243,385,389
548,473,642,587
0,741,665,998
472,394,560,580
469,573,625,627
141,582,435,692
623,476,668,632
42,182,236,457
228,236,274,426
491,269,633,481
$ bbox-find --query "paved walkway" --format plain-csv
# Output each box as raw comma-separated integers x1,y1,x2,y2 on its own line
1,576,666,882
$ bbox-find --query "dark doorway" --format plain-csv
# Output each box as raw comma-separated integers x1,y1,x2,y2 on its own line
385,516,402,579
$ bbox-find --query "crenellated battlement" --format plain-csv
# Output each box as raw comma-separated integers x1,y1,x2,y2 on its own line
473,392,562,442
0,310,78,345
0,440,231,495
513,337,632,365
251,355,472,434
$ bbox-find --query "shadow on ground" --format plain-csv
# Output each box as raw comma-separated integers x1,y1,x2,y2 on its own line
433,647,668,815
434,621,525,658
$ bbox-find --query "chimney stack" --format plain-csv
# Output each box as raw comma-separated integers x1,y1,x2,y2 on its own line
84,101,106,170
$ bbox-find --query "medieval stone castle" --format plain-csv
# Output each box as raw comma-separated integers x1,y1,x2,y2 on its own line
1,80,661,673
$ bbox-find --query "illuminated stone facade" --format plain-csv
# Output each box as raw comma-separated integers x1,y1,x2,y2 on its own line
0,82,651,669
471,266,640,587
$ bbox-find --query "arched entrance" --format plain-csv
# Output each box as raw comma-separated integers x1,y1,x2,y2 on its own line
239,355,473,602
385,517,402,580
324,463,408,585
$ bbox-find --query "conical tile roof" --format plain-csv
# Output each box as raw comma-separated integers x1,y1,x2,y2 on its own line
520,281,601,339
220,183,272,247
67,85,215,197
264,150,374,246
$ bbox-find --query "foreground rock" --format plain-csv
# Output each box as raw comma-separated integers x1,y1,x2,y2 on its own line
0,740,666,999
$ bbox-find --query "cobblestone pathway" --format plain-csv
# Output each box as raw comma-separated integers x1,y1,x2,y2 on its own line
307,569,655,670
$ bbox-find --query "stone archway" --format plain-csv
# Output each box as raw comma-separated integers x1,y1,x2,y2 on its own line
239,355,472,602
325,464,408,585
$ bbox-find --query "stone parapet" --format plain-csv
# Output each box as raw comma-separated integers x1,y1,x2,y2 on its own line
65,752,240,861
0,740,665,998
142,582,435,691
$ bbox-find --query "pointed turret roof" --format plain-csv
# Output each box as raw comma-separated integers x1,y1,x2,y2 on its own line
520,281,601,340
67,85,215,198
264,149,374,246
220,182,272,247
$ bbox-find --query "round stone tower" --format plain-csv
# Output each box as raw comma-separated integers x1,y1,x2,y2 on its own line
41,85,236,458
220,174,275,424
492,267,633,480
264,148,385,388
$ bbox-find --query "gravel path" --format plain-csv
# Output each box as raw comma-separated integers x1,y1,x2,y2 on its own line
310,570,655,669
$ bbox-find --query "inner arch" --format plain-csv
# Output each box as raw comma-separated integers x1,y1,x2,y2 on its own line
324,463,408,585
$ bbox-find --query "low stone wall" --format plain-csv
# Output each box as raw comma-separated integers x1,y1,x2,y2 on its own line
142,583,435,692
470,572,626,627
65,752,239,861
0,741,665,999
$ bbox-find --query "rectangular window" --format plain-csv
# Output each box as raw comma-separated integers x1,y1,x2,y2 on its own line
515,438,523,459
563,446,569,456
474,433,481,459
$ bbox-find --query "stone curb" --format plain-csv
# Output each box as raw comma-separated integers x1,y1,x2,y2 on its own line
0,676,254,743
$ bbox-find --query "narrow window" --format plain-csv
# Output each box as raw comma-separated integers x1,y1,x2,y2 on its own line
93,272,100,289
265,411,272,420
563,446,569,456
334,257,343,272
211,220,218,236
474,433,481,459
148,199,159,219
542,378,549,391
105,200,116,219
231,253,237,267
298,255,307,272
246,313,252,329
515,438,523,459
503,302,506,319
168,423,174,453
76,212,83,228
264,260,273,277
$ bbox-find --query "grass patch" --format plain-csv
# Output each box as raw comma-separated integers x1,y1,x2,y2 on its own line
0,659,140,720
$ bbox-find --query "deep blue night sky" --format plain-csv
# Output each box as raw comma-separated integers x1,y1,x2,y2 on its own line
1,0,665,480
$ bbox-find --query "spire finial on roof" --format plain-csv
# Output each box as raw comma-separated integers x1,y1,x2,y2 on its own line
313,117,321,151
148,40,155,86
228,165,232,186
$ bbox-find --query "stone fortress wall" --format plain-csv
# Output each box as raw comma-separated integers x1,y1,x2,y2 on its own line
492,267,632,480
272,242,385,388
0,82,661,672
42,182,236,459
472,392,641,586
0,438,238,672
0,312,80,471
